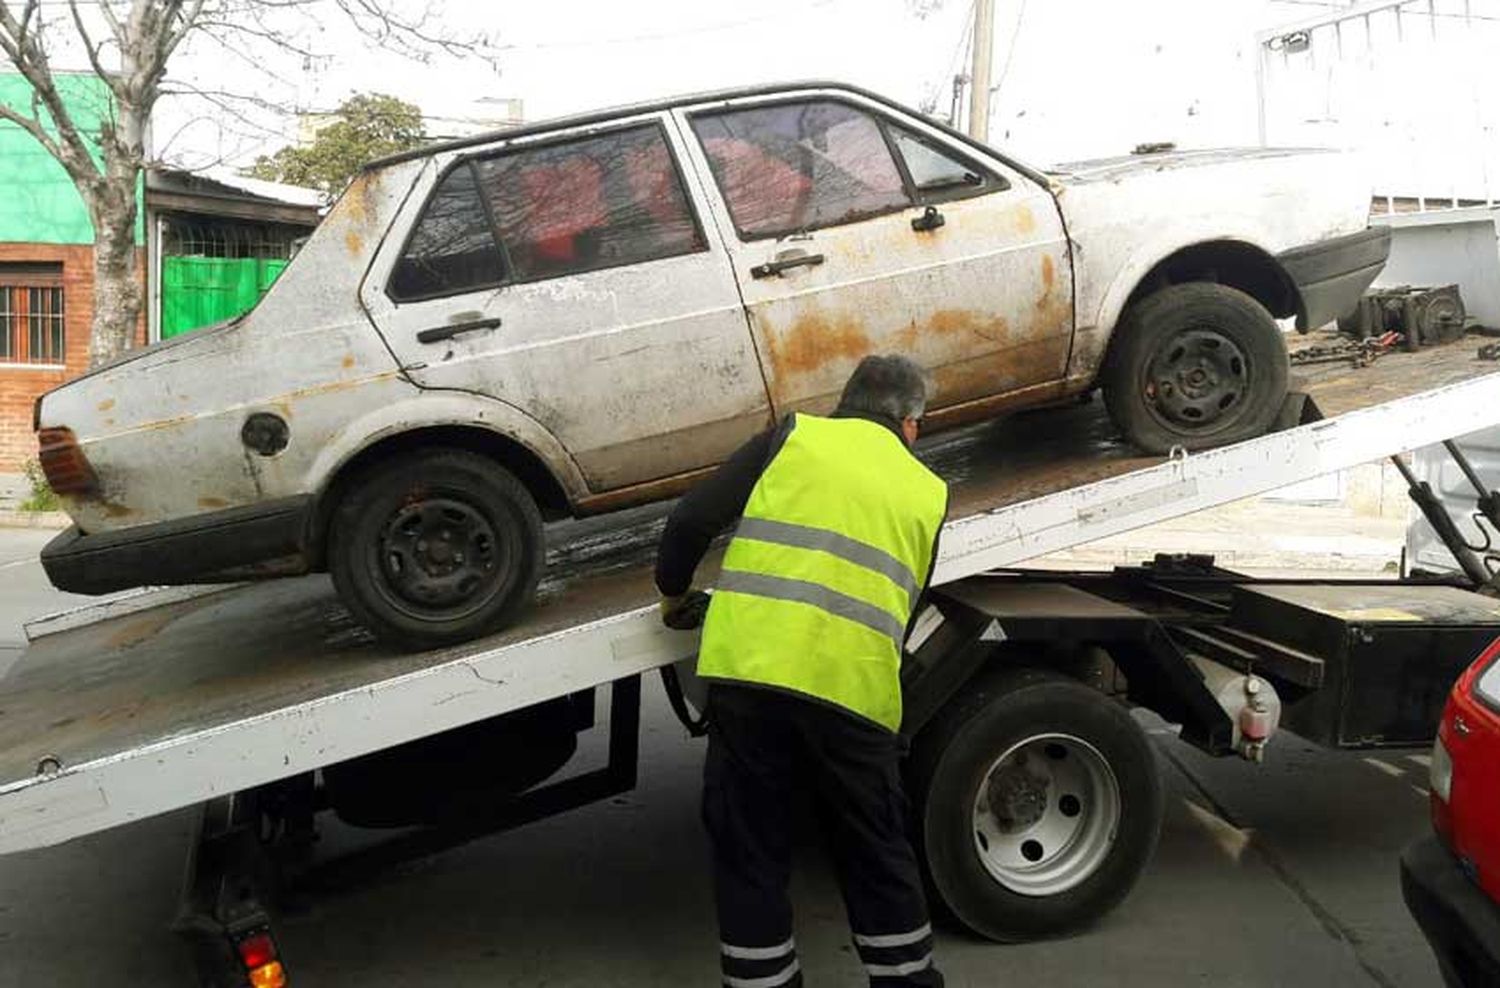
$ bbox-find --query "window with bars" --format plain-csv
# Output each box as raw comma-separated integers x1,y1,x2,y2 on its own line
0,263,65,366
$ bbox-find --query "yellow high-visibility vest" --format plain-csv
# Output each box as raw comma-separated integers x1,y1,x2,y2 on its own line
698,414,948,731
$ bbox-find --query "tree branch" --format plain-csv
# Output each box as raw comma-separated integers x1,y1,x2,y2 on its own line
0,99,64,162
66,0,123,98
156,0,206,70
0,0,106,184
95,0,124,45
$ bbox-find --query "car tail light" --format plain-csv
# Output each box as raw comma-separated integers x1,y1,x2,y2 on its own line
36,427,97,495
236,930,286,988
1430,732,1455,843
1431,734,1454,803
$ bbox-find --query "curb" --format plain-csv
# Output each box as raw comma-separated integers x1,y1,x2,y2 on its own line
0,510,68,530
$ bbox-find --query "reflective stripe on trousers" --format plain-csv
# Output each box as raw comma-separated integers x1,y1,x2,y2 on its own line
719,937,801,988
854,922,936,983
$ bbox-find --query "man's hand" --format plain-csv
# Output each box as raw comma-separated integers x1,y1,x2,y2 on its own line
660,589,711,630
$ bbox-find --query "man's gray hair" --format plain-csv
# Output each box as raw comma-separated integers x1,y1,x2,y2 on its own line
836,354,929,422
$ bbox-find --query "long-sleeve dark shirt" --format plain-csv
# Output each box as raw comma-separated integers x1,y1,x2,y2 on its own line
653,410,944,600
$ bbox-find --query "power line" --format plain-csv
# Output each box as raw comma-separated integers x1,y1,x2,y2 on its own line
920,0,974,120
989,0,1027,101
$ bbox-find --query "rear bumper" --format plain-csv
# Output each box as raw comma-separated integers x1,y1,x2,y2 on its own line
41,496,314,595
1401,835,1500,988
1278,226,1391,330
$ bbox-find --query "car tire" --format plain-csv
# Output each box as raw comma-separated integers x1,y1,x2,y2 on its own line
328,448,543,649
907,667,1164,942
1102,283,1289,454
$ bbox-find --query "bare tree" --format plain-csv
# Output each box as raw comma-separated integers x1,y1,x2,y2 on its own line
0,1,497,368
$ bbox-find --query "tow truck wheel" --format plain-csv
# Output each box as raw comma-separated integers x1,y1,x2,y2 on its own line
1102,282,1289,454
908,667,1163,941
329,448,543,648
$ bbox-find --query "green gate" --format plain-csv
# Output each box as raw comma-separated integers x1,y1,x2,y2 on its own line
160,256,288,339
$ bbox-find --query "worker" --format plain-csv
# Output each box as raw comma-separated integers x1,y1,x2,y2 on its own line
656,354,948,988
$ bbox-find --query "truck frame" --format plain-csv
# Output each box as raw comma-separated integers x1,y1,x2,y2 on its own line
4,335,1499,985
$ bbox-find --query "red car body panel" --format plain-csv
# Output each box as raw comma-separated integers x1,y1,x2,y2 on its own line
1439,636,1500,903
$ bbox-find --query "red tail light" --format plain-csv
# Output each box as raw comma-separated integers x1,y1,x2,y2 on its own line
236,930,286,988
36,427,97,495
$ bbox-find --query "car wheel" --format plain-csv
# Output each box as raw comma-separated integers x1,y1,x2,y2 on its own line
1102,283,1289,454
328,448,543,648
908,667,1164,942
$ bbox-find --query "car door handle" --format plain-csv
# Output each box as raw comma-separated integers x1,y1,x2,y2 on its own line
911,205,946,233
750,252,825,279
416,317,501,344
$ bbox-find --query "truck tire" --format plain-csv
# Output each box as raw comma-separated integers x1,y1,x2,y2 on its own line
907,667,1163,941
328,449,543,649
1102,283,1288,453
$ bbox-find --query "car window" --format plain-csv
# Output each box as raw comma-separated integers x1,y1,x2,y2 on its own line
691,100,914,239
389,165,505,301
890,127,1002,201
472,124,705,282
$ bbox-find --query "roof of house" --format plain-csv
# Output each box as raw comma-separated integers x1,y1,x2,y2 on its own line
146,167,323,226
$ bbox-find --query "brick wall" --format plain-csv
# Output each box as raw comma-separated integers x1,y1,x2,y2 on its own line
0,242,146,472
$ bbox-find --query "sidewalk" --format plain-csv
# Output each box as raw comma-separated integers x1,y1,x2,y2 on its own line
0,472,69,529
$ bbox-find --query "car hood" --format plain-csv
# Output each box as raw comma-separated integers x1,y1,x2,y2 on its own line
1047,147,1339,185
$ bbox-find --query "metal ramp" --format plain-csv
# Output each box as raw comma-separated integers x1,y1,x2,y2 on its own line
2,337,1497,855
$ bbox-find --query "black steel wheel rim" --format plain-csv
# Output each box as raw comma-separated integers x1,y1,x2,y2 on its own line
372,495,509,621
1143,325,1251,433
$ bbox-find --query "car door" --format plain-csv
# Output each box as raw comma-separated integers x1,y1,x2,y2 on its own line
673,91,1073,419
360,115,771,493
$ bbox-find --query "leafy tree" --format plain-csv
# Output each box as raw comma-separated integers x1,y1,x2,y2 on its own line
248,92,425,197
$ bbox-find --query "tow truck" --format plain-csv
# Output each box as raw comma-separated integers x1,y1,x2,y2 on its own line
4,334,1500,986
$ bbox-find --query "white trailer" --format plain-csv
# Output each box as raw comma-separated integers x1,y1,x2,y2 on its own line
4,336,1500,985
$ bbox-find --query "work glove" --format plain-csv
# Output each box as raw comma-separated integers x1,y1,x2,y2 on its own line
660,589,711,630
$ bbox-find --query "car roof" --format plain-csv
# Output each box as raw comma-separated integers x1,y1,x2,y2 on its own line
360,80,1049,188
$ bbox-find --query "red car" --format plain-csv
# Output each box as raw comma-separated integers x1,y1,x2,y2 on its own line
1402,636,1500,987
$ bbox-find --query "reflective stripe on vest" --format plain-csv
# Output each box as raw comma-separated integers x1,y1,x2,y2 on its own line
698,414,947,731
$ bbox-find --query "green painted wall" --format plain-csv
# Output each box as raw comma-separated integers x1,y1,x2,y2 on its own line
0,72,143,245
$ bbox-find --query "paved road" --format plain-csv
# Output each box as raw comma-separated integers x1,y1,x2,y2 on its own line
0,526,1442,987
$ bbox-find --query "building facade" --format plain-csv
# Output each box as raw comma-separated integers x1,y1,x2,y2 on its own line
0,72,320,474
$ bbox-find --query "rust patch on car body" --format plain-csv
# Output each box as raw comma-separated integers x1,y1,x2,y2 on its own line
894,309,1013,353
100,498,136,519
341,355,356,369
96,398,115,412
761,311,872,379
1013,204,1036,236
198,496,230,509
575,464,716,516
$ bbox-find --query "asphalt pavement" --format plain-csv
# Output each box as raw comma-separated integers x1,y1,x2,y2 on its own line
0,525,1443,987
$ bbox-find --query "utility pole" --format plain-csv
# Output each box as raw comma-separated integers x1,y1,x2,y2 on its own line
968,0,995,141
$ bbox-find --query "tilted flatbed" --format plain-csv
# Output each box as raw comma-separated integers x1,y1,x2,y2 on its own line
4,337,1500,983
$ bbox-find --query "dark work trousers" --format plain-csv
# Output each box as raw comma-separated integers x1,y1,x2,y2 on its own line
702,683,943,988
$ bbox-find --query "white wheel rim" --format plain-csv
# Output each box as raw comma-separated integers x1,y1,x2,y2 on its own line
970,732,1122,897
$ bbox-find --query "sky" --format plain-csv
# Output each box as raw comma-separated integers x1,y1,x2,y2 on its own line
139,0,1293,168
11,0,1500,197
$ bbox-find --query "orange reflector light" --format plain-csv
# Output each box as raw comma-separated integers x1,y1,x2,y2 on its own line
247,961,286,988
36,427,97,495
